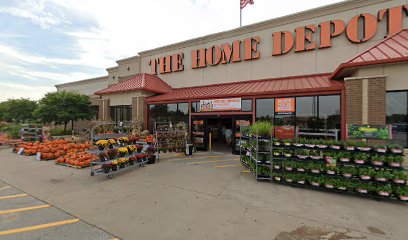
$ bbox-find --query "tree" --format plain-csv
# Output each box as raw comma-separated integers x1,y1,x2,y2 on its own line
35,91,93,133
0,98,38,123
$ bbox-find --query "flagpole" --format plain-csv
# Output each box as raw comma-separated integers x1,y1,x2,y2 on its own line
240,0,242,27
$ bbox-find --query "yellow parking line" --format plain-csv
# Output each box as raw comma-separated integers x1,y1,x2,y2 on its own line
0,194,28,200
213,164,241,168
159,154,182,159
0,218,80,236
0,205,50,215
187,159,238,165
242,170,251,173
0,186,11,191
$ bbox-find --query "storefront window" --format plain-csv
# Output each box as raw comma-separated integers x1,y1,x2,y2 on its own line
256,98,274,122
242,99,252,112
110,105,132,122
319,95,341,131
91,106,99,120
296,96,318,131
148,102,190,132
192,101,200,113
387,91,408,147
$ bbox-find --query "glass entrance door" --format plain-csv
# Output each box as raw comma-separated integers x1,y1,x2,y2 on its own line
191,117,207,150
232,115,252,154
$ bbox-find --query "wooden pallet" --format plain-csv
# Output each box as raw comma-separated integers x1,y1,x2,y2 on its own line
55,162,89,169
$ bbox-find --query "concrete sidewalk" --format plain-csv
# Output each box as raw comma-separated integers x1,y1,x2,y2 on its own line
0,148,407,240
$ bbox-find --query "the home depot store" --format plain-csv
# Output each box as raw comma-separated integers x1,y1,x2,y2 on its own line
56,0,408,149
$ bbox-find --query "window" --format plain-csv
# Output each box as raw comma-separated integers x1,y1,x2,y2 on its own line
387,91,408,147
256,98,274,122
90,106,99,120
148,102,190,132
319,95,341,131
191,101,200,113
296,96,318,131
110,106,132,122
241,99,252,112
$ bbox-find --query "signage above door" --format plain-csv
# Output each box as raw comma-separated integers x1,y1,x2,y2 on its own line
200,98,242,112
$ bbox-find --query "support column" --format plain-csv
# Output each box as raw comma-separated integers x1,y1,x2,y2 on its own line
132,96,147,126
99,99,110,121
345,76,386,143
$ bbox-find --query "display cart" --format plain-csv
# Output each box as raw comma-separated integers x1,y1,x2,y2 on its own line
89,121,152,179
154,121,188,161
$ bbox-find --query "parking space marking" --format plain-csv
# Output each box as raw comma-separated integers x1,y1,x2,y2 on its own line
0,218,80,236
0,204,50,215
213,164,241,168
187,159,239,165
0,193,28,200
0,186,11,191
166,155,221,162
158,154,183,159
242,170,251,173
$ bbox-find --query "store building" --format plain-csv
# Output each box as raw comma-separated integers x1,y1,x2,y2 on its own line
56,0,408,151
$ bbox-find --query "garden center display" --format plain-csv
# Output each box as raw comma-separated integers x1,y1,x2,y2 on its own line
240,122,408,202
89,121,156,178
154,121,188,161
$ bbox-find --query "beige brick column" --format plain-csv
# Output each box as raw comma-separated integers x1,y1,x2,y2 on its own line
345,76,386,143
99,99,110,121
131,96,146,125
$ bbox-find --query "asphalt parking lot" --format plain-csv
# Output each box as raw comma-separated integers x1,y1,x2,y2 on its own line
1,148,408,240
0,182,116,240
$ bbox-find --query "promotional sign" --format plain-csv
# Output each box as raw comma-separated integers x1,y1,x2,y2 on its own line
347,124,392,140
200,98,241,112
275,98,295,115
193,120,204,125
275,126,296,140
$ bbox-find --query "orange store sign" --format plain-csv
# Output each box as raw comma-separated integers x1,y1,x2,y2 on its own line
275,98,295,115
149,5,408,75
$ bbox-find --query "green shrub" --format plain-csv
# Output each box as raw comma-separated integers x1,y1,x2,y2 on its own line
250,121,273,137
49,128,70,136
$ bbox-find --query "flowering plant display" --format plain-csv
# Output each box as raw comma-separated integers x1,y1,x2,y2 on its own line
127,145,137,154
96,140,108,149
108,139,116,145
118,137,129,143
107,149,118,159
118,147,128,154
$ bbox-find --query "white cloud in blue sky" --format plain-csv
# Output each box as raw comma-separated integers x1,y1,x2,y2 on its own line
0,0,343,101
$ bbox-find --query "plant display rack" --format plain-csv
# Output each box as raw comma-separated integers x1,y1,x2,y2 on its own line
89,121,153,179
154,121,188,161
240,135,408,203
20,126,42,142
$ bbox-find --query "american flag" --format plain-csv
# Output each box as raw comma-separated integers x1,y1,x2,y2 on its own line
240,0,254,9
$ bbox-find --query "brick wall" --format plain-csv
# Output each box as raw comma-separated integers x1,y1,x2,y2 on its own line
345,79,363,124
367,78,386,125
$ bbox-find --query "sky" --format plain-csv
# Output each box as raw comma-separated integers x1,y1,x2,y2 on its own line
0,0,344,101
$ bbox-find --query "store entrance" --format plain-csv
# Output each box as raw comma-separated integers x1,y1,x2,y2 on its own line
191,115,252,154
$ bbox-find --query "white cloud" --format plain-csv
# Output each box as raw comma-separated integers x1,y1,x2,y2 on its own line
0,82,55,101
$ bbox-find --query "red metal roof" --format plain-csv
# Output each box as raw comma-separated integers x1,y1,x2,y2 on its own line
147,73,343,103
331,29,408,79
95,73,172,95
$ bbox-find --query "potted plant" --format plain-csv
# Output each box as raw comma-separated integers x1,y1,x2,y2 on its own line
118,158,126,168
282,161,295,171
107,149,118,160
375,144,387,153
386,155,404,168
284,173,295,183
282,139,292,147
111,160,118,171
118,137,129,146
332,179,349,191
327,140,341,150
356,141,371,152
358,167,375,180
371,154,385,166
316,139,328,149
355,183,372,194
322,178,335,189
98,152,107,162
388,144,404,154
293,138,304,147
136,153,144,163
101,163,111,173
136,145,143,153
308,162,322,174
392,171,408,184
339,166,357,178
107,139,116,149
307,176,321,187
309,150,322,160
376,185,392,197
373,170,393,182
147,154,156,164
395,186,408,201
323,151,338,165
273,150,282,157
283,151,292,158
304,139,316,148
273,139,282,147
295,162,306,172
118,147,128,157
146,146,156,155
95,140,108,150
127,145,136,155
271,172,283,182
344,141,356,151
338,152,352,163
324,165,337,175
353,153,369,164
296,149,309,159
128,156,136,165
250,121,273,138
